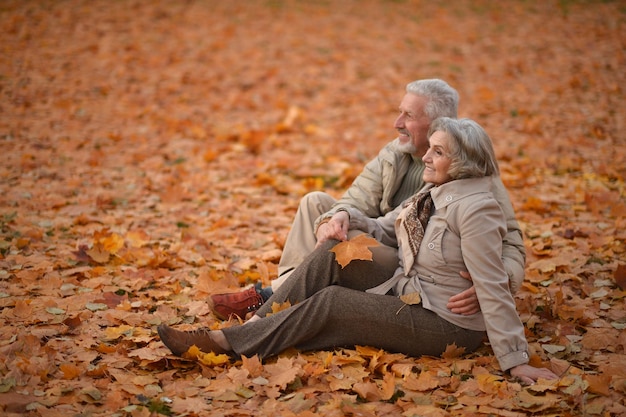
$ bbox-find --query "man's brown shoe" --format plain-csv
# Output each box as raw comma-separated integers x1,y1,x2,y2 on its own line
210,286,264,320
157,324,229,357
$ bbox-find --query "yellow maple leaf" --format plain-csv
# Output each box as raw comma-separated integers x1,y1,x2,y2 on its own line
198,351,231,366
100,232,124,254
476,373,503,394
185,345,230,366
104,325,134,341
329,234,380,268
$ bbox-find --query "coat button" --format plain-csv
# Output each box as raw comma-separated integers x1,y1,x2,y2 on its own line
445,195,453,202
427,243,435,249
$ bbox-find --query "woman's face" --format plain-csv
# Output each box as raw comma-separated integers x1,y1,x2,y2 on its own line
422,130,452,185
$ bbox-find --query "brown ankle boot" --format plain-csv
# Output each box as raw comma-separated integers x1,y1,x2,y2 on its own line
157,324,229,357
210,286,264,320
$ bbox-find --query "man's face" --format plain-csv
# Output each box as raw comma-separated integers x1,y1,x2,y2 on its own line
393,93,432,157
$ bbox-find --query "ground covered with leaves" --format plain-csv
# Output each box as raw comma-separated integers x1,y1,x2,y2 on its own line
1,0,625,416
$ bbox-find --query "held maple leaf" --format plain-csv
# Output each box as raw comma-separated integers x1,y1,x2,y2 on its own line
329,234,380,268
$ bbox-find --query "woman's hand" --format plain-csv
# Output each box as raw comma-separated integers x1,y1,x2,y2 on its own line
510,364,559,385
315,211,350,248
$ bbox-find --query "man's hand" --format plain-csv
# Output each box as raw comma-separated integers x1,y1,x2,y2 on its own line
315,211,350,248
447,271,480,315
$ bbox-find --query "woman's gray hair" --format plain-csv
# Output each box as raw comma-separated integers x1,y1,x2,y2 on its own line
428,117,500,179
406,79,459,120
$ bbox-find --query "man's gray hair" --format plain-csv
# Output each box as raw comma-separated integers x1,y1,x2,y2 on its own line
406,79,459,120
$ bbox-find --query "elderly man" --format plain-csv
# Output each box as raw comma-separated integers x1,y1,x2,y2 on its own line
210,79,525,319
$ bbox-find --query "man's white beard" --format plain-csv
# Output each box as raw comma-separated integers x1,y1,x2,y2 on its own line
396,140,418,154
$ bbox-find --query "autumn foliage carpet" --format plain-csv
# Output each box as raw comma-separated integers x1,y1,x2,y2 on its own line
1,1,625,416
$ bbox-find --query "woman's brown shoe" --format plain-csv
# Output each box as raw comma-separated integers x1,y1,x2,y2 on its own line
157,324,229,357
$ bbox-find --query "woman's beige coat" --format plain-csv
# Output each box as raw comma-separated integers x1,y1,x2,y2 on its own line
347,176,530,371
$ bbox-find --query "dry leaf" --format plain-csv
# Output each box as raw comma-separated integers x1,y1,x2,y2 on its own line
615,264,626,290
241,355,264,378
399,291,421,305
584,374,612,396
266,300,292,316
265,357,301,390
86,243,110,264
13,299,33,319
396,291,421,314
352,380,382,401
441,343,466,359
59,363,81,380
197,351,231,366
329,234,380,268
403,370,440,391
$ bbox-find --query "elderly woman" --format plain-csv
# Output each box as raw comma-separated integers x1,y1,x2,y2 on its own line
158,117,557,384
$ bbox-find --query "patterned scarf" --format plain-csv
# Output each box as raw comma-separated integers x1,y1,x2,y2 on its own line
403,191,434,258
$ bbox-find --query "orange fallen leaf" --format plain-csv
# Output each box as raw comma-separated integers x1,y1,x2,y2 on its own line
86,363,108,378
515,389,561,411
265,357,301,390
441,343,466,359
13,299,33,319
99,232,124,254
380,371,396,401
59,363,81,379
96,343,117,354
241,355,264,378
352,380,382,401
403,370,440,391
584,373,612,396
86,243,110,264
96,291,128,308
125,230,150,248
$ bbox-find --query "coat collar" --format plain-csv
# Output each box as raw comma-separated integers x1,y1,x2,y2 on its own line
424,177,493,209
